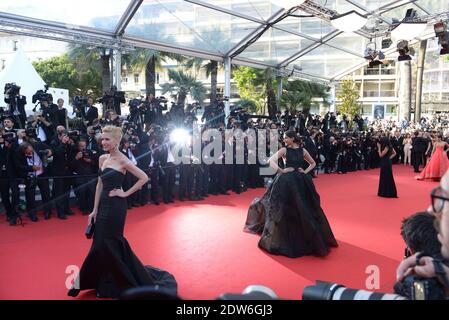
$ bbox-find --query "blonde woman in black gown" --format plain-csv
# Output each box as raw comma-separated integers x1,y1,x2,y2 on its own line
68,126,176,298
245,130,338,258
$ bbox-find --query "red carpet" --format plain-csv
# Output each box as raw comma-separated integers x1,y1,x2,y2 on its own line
0,165,437,300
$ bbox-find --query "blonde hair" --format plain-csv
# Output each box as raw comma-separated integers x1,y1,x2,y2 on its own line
102,125,123,141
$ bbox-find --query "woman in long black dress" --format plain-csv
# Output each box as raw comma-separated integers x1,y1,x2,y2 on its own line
68,126,176,298
377,137,398,198
244,130,338,258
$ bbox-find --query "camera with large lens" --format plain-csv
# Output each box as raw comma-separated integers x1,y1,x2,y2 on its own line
4,83,21,96
123,121,138,134
129,98,146,114
2,131,16,144
25,127,37,139
99,90,125,109
154,96,168,110
91,124,102,135
82,149,93,159
38,149,52,168
302,281,406,300
394,273,447,300
67,130,80,142
73,96,88,115
32,88,52,104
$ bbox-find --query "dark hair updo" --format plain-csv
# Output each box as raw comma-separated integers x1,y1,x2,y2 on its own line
284,130,301,144
380,136,391,149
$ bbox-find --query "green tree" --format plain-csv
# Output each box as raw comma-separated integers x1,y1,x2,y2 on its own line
160,69,206,105
184,57,221,104
68,44,111,94
183,29,229,104
33,54,102,98
281,80,329,114
233,66,280,116
336,79,362,118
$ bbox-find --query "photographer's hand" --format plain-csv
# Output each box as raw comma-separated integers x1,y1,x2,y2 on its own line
75,152,83,160
396,253,436,282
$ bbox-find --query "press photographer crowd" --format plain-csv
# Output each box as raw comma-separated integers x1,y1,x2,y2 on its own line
1,82,449,300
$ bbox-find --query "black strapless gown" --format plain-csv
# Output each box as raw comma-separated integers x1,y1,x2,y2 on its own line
245,147,338,258
378,149,398,198
69,168,177,298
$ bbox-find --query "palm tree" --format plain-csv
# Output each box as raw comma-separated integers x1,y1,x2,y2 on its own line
68,44,111,94
123,48,185,96
160,69,206,105
281,80,329,114
184,57,221,104
183,29,230,104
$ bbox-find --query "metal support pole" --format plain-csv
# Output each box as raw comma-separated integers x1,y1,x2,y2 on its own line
113,49,122,90
415,39,427,122
329,84,336,112
276,76,283,111
224,56,231,118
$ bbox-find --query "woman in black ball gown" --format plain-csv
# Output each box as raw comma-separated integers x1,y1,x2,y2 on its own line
245,130,338,258
377,137,398,198
68,126,176,298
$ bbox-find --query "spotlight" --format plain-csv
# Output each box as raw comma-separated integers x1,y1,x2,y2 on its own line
397,40,412,61
434,21,449,56
381,37,393,49
434,21,446,37
364,40,385,67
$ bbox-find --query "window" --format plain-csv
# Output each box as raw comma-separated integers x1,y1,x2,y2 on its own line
156,73,160,84
134,74,139,84
12,40,18,51
123,77,128,84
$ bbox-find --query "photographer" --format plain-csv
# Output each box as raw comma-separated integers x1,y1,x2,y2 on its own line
15,142,53,221
81,96,99,127
102,110,120,127
120,137,140,208
128,98,146,130
396,172,449,298
0,131,20,225
50,130,75,220
86,125,101,154
28,111,54,144
322,135,338,174
133,127,151,206
99,85,125,116
4,83,27,129
148,132,165,205
70,139,95,215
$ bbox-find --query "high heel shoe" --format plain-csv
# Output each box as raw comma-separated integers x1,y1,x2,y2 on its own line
68,288,80,297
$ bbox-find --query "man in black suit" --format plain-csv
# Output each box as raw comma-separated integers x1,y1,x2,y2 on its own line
50,131,75,219
391,130,404,164
303,129,319,177
15,141,53,221
69,139,95,215
81,96,99,127
0,132,20,225
4,87,27,129
411,131,425,173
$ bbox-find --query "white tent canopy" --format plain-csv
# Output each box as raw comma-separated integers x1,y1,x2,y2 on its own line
0,48,69,114
0,47,46,113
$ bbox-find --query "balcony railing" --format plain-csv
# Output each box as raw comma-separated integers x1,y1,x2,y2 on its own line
363,90,396,97
363,68,396,76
